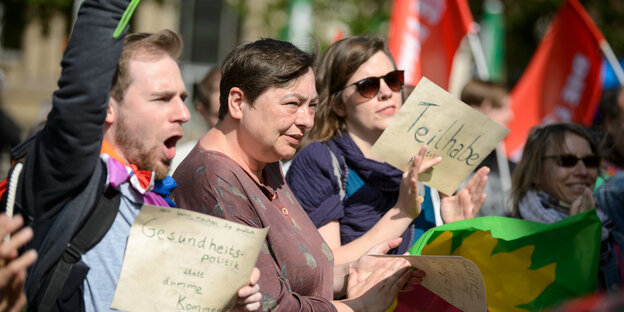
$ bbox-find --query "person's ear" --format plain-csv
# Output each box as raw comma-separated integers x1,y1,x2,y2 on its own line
195,101,205,114
331,96,346,117
228,87,246,120
106,96,118,124
195,101,210,121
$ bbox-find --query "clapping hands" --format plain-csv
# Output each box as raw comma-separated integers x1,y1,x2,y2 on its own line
346,238,425,312
440,166,489,223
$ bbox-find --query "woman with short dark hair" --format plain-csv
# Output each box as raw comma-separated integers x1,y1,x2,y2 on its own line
173,38,426,312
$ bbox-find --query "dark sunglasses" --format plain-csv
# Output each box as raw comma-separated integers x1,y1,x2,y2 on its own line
342,70,404,98
543,154,601,168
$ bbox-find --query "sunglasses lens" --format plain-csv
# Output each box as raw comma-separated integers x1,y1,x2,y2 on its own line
355,78,380,98
351,70,404,98
557,155,578,167
583,156,600,168
384,70,404,91
555,155,600,168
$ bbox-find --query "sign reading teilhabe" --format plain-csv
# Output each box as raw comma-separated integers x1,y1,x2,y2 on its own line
111,205,268,312
370,77,509,194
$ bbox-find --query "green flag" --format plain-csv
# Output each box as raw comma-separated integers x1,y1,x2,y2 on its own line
409,210,602,312
280,0,313,51
480,0,506,82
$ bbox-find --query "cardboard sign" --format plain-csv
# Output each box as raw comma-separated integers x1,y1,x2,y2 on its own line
111,205,268,312
374,255,487,312
370,77,509,194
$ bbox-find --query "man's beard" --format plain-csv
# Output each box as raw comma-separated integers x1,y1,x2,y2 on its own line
114,112,171,180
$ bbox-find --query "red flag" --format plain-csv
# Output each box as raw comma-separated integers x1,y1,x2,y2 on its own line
388,0,474,89
506,0,605,159
391,285,462,312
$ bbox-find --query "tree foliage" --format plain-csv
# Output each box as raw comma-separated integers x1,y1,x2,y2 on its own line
3,0,623,88
230,0,624,88
0,0,73,48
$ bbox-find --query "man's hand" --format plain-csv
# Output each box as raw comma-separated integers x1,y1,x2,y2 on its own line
0,214,38,312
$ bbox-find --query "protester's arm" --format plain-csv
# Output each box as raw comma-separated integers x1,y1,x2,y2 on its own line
439,166,489,223
314,147,440,265
22,0,130,219
595,173,624,232
0,214,37,312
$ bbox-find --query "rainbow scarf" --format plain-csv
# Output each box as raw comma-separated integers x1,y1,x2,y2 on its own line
100,141,176,207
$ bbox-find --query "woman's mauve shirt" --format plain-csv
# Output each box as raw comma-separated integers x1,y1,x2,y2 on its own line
172,146,337,312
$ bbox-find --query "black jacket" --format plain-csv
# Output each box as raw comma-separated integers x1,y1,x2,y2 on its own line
8,0,130,310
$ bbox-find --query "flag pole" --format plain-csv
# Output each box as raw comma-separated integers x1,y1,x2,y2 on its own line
466,22,513,212
466,23,490,81
495,142,513,214
600,40,624,86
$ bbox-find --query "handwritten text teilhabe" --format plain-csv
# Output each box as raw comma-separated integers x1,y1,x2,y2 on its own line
371,77,509,195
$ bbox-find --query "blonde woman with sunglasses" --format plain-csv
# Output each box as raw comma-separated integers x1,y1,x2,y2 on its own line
511,122,624,292
286,36,490,265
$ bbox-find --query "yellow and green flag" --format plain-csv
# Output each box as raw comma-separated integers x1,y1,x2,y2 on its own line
407,210,602,312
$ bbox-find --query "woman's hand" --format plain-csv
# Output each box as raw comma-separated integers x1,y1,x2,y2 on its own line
0,214,38,312
326,147,441,266
569,187,594,216
348,238,403,286
231,267,262,312
347,258,411,310
440,166,489,223
344,238,426,312
396,146,442,219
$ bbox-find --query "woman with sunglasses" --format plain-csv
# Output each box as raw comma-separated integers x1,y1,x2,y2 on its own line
285,36,489,265
511,122,623,291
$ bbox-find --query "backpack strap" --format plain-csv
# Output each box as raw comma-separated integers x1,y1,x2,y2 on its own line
1,132,38,219
36,187,121,312
5,162,23,219
1,162,23,243
1,134,37,242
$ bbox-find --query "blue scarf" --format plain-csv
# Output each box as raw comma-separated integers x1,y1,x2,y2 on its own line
331,133,403,192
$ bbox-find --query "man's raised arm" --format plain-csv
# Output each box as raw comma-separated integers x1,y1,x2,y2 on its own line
21,0,131,219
